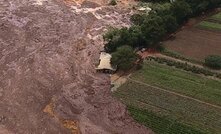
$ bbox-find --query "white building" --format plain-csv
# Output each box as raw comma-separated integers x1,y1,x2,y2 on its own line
96,52,116,73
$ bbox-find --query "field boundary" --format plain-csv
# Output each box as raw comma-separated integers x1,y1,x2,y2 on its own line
128,77,221,110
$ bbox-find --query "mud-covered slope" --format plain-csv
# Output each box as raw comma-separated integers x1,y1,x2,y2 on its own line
0,0,152,133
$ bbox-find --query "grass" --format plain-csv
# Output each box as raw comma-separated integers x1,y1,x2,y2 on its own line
210,12,221,21
197,21,221,31
131,61,221,106
114,61,221,134
161,49,203,65
115,81,221,134
128,106,206,134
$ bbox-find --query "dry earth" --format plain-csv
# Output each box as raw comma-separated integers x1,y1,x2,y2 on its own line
0,0,152,133
164,22,221,61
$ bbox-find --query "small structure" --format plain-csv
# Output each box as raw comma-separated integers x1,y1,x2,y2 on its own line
137,7,152,13
96,52,116,73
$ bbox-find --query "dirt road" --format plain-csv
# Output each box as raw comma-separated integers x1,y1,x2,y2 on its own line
0,0,151,133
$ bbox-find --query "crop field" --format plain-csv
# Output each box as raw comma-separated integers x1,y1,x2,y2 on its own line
127,106,206,134
131,61,221,106
164,12,221,61
164,27,221,61
114,61,221,134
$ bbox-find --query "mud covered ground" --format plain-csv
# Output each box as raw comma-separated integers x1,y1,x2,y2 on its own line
0,0,152,133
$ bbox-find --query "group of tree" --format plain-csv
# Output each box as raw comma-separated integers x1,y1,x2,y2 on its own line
104,0,221,70
111,46,138,70
205,55,221,69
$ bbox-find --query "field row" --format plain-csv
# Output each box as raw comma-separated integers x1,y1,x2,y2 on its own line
128,106,205,134
115,80,221,134
131,61,221,106
114,61,221,134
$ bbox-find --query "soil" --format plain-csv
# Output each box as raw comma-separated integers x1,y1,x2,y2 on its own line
164,27,221,61
0,0,152,134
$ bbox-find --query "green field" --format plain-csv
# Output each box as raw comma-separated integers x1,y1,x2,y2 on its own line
211,12,221,21
131,61,221,106
114,61,221,134
128,106,206,134
197,21,221,31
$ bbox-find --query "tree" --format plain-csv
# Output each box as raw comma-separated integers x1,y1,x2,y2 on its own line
205,55,221,69
171,0,192,24
103,27,131,52
131,14,147,25
128,26,145,48
141,14,166,47
162,14,178,33
111,46,138,70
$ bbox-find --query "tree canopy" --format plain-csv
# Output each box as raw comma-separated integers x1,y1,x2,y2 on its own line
205,55,221,69
111,46,138,70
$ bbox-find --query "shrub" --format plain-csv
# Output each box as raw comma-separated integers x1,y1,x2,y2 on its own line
205,55,221,69
109,0,117,6
171,0,192,24
148,56,221,79
111,46,138,70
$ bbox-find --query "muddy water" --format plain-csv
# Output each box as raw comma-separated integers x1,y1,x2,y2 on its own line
0,0,151,133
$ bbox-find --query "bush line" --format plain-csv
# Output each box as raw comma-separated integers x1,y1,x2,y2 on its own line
161,49,202,65
147,56,221,79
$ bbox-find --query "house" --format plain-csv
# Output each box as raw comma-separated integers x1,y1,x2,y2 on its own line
96,52,116,73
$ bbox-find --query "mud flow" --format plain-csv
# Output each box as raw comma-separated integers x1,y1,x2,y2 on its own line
0,0,151,133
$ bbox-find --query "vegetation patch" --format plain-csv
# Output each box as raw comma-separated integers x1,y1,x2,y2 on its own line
148,56,221,79
211,12,221,22
197,21,221,31
115,80,221,134
131,61,221,106
111,45,138,70
128,106,206,134
205,55,221,69
114,62,221,133
162,49,202,64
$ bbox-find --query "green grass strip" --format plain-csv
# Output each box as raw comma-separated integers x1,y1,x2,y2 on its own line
211,12,221,21
131,61,221,106
197,21,221,31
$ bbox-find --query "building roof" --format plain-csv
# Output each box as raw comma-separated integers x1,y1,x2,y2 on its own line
138,7,151,11
96,52,116,71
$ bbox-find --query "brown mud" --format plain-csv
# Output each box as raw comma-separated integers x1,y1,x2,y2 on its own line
0,0,152,133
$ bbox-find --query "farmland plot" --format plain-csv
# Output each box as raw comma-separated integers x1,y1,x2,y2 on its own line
164,12,221,61
114,61,221,134
115,81,221,134
131,61,221,106
164,28,221,61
